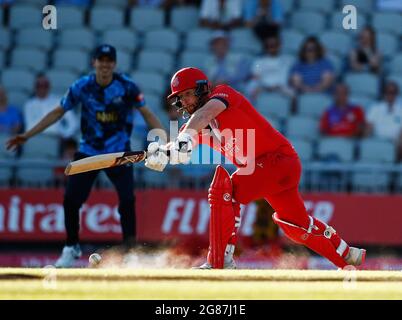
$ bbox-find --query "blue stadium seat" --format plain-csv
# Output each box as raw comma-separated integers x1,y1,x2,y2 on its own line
57,6,85,29
142,93,163,113
351,169,391,193
0,51,4,70
319,31,352,56
256,93,291,120
1,68,35,93
131,71,166,96
230,28,262,55
144,29,180,54
327,53,344,76
340,0,373,14
377,32,398,59
0,168,13,186
372,12,402,34
130,7,164,33
281,0,295,15
16,28,53,50
11,48,47,72
0,133,16,159
16,165,55,187
286,115,319,141
53,49,89,74
289,138,314,161
7,90,30,109
330,12,367,33
115,50,132,74
178,51,210,70
137,50,174,75
0,29,10,50
47,69,78,94
170,6,199,32
349,95,375,111
22,135,60,158
298,93,332,118
281,29,305,55
291,11,326,35
387,74,402,92
102,29,138,52
90,6,124,31
317,137,355,162
299,0,335,13
95,0,127,7
59,28,96,52
344,72,380,99
9,5,42,29
359,138,396,163
389,54,402,74
186,28,213,52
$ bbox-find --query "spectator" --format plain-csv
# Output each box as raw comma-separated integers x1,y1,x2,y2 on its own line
23,75,78,141
204,30,250,91
246,35,294,102
243,0,283,41
320,83,366,138
348,26,381,74
290,36,335,94
0,86,23,135
199,0,243,30
365,81,402,161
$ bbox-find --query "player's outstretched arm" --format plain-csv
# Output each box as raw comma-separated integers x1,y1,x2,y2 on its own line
6,105,65,151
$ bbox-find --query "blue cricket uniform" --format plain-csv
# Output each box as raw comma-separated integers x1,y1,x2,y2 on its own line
62,73,146,246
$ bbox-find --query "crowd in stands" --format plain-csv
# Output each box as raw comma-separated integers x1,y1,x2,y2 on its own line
1,0,402,192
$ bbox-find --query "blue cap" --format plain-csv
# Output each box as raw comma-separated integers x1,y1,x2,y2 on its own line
93,44,116,61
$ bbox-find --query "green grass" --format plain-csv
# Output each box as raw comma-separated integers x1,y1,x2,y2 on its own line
1,268,402,299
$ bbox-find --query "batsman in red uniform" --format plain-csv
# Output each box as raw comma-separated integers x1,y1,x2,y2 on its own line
145,67,366,269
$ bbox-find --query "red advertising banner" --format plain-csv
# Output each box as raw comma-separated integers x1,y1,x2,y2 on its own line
0,189,402,245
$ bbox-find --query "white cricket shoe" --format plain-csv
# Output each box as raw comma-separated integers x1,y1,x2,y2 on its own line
54,245,82,268
345,247,366,266
193,258,237,270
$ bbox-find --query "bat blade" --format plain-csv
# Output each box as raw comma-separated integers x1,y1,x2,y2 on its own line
64,151,146,175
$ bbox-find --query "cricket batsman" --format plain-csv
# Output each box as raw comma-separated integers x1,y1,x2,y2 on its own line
144,67,366,269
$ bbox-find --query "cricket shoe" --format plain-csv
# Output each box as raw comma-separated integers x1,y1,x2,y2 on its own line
192,258,237,270
54,244,82,268
344,247,366,266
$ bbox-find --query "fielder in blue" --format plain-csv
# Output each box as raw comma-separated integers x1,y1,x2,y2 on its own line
7,44,165,267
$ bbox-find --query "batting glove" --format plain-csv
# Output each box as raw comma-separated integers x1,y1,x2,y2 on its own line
144,142,169,172
169,132,193,165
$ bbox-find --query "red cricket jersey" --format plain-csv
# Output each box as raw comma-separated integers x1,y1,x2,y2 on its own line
320,105,365,137
194,85,294,167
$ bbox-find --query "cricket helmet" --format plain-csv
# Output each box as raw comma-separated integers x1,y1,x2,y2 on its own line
167,67,209,99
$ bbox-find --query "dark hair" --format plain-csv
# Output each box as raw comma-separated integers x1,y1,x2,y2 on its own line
299,36,325,62
360,26,376,51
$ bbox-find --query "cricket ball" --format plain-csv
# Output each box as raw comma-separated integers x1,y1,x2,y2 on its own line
89,253,102,265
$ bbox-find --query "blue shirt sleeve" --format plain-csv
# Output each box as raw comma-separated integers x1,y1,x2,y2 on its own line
128,82,146,109
60,79,82,111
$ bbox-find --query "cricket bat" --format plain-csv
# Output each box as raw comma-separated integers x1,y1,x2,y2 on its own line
64,150,147,175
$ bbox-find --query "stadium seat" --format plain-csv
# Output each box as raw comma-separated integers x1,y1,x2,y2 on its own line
1,68,35,93
299,0,335,13
319,31,352,56
57,6,85,29
330,12,367,33
255,93,291,120
130,7,164,33
317,137,355,162
131,71,166,96
0,168,13,186
16,28,54,50
340,0,373,14
389,54,402,75
327,53,344,76
289,138,314,162
0,133,15,159
0,29,10,50
7,90,30,109
9,5,42,29
115,50,132,74
344,72,379,99
0,51,4,69
142,93,164,114
359,138,396,163
351,168,391,193
102,29,138,52
59,28,96,52
178,51,210,70
22,135,60,158
372,12,402,34
281,29,305,55
11,48,47,72
95,0,127,7
286,115,319,141
186,28,213,52
53,49,89,74
298,93,332,118
47,69,78,94
144,29,180,54
137,50,174,75
349,95,375,111
281,0,295,15
17,0,48,6
90,6,124,31
291,11,326,35
170,6,199,33
16,166,55,187
230,28,262,55
377,33,398,59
